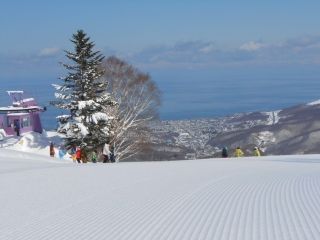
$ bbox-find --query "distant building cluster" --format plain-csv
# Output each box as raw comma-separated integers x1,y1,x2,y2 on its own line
149,112,273,160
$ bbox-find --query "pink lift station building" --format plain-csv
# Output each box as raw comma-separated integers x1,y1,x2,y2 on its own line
0,91,46,137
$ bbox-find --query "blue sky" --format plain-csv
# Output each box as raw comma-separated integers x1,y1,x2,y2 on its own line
1,0,320,79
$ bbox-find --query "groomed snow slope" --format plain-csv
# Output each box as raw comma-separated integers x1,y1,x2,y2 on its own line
1,149,320,240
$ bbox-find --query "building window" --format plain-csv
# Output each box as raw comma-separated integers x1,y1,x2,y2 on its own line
22,117,30,128
7,117,11,128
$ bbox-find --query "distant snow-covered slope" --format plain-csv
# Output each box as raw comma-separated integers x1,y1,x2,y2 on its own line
1,149,320,240
150,101,320,159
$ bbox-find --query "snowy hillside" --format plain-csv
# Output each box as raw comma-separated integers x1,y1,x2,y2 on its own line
1,148,320,240
150,101,320,160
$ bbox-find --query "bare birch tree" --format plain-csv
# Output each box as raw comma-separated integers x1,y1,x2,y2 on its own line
102,56,161,161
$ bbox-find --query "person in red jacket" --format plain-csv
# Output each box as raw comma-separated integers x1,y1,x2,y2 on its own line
76,147,81,163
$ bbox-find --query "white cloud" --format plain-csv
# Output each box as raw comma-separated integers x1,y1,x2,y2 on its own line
128,41,256,69
3,35,320,76
127,36,320,69
38,47,60,57
240,41,264,51
199,43,215,53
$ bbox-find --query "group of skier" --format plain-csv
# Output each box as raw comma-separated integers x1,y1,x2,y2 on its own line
50,142,262,162
221,146,261,158
49,142,115,163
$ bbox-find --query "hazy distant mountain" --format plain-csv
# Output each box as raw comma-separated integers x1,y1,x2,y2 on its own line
139,101,320,161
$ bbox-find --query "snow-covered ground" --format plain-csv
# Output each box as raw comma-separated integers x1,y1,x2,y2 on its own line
264,110,281,125
1,133,320,240
307,99,320,106
0,131,71,160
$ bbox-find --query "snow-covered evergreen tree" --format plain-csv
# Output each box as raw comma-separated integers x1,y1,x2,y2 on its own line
52,30,115,153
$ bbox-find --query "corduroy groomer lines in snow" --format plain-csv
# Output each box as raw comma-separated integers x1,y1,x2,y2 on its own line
1,149,320,240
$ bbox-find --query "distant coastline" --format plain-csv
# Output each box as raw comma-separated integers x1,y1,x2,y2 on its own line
1,76,320,130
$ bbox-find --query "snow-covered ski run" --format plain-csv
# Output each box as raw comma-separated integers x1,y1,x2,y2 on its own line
1,148,320,240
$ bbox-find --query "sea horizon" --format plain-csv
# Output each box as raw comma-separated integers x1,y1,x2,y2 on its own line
1,74,320,130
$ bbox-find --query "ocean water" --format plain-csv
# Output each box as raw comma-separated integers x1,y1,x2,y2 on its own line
157,76,320,120
153,67,320,120
1,72,320,130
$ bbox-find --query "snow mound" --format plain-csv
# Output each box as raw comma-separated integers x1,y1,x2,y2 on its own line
0,129,6,140
307,99,320,106
0,130,69,160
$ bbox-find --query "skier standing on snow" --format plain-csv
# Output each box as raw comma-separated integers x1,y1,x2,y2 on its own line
70,145,77,163
58,145,66,159
49,142,55,157
103,143,110,163
234,146,244,157
253,147,261,157
14,120,20,136
76,147,82,163
110,145,115,163
222,147,228,158
81,150,88,163
91,150,97,163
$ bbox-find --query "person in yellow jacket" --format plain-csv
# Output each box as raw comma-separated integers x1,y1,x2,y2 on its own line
234,146,244,157
253,147,261,156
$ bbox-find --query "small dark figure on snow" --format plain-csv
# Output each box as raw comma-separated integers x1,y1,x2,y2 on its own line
14,120,20,136
222,147,228,158
110,146,115,163
49,142,55,157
